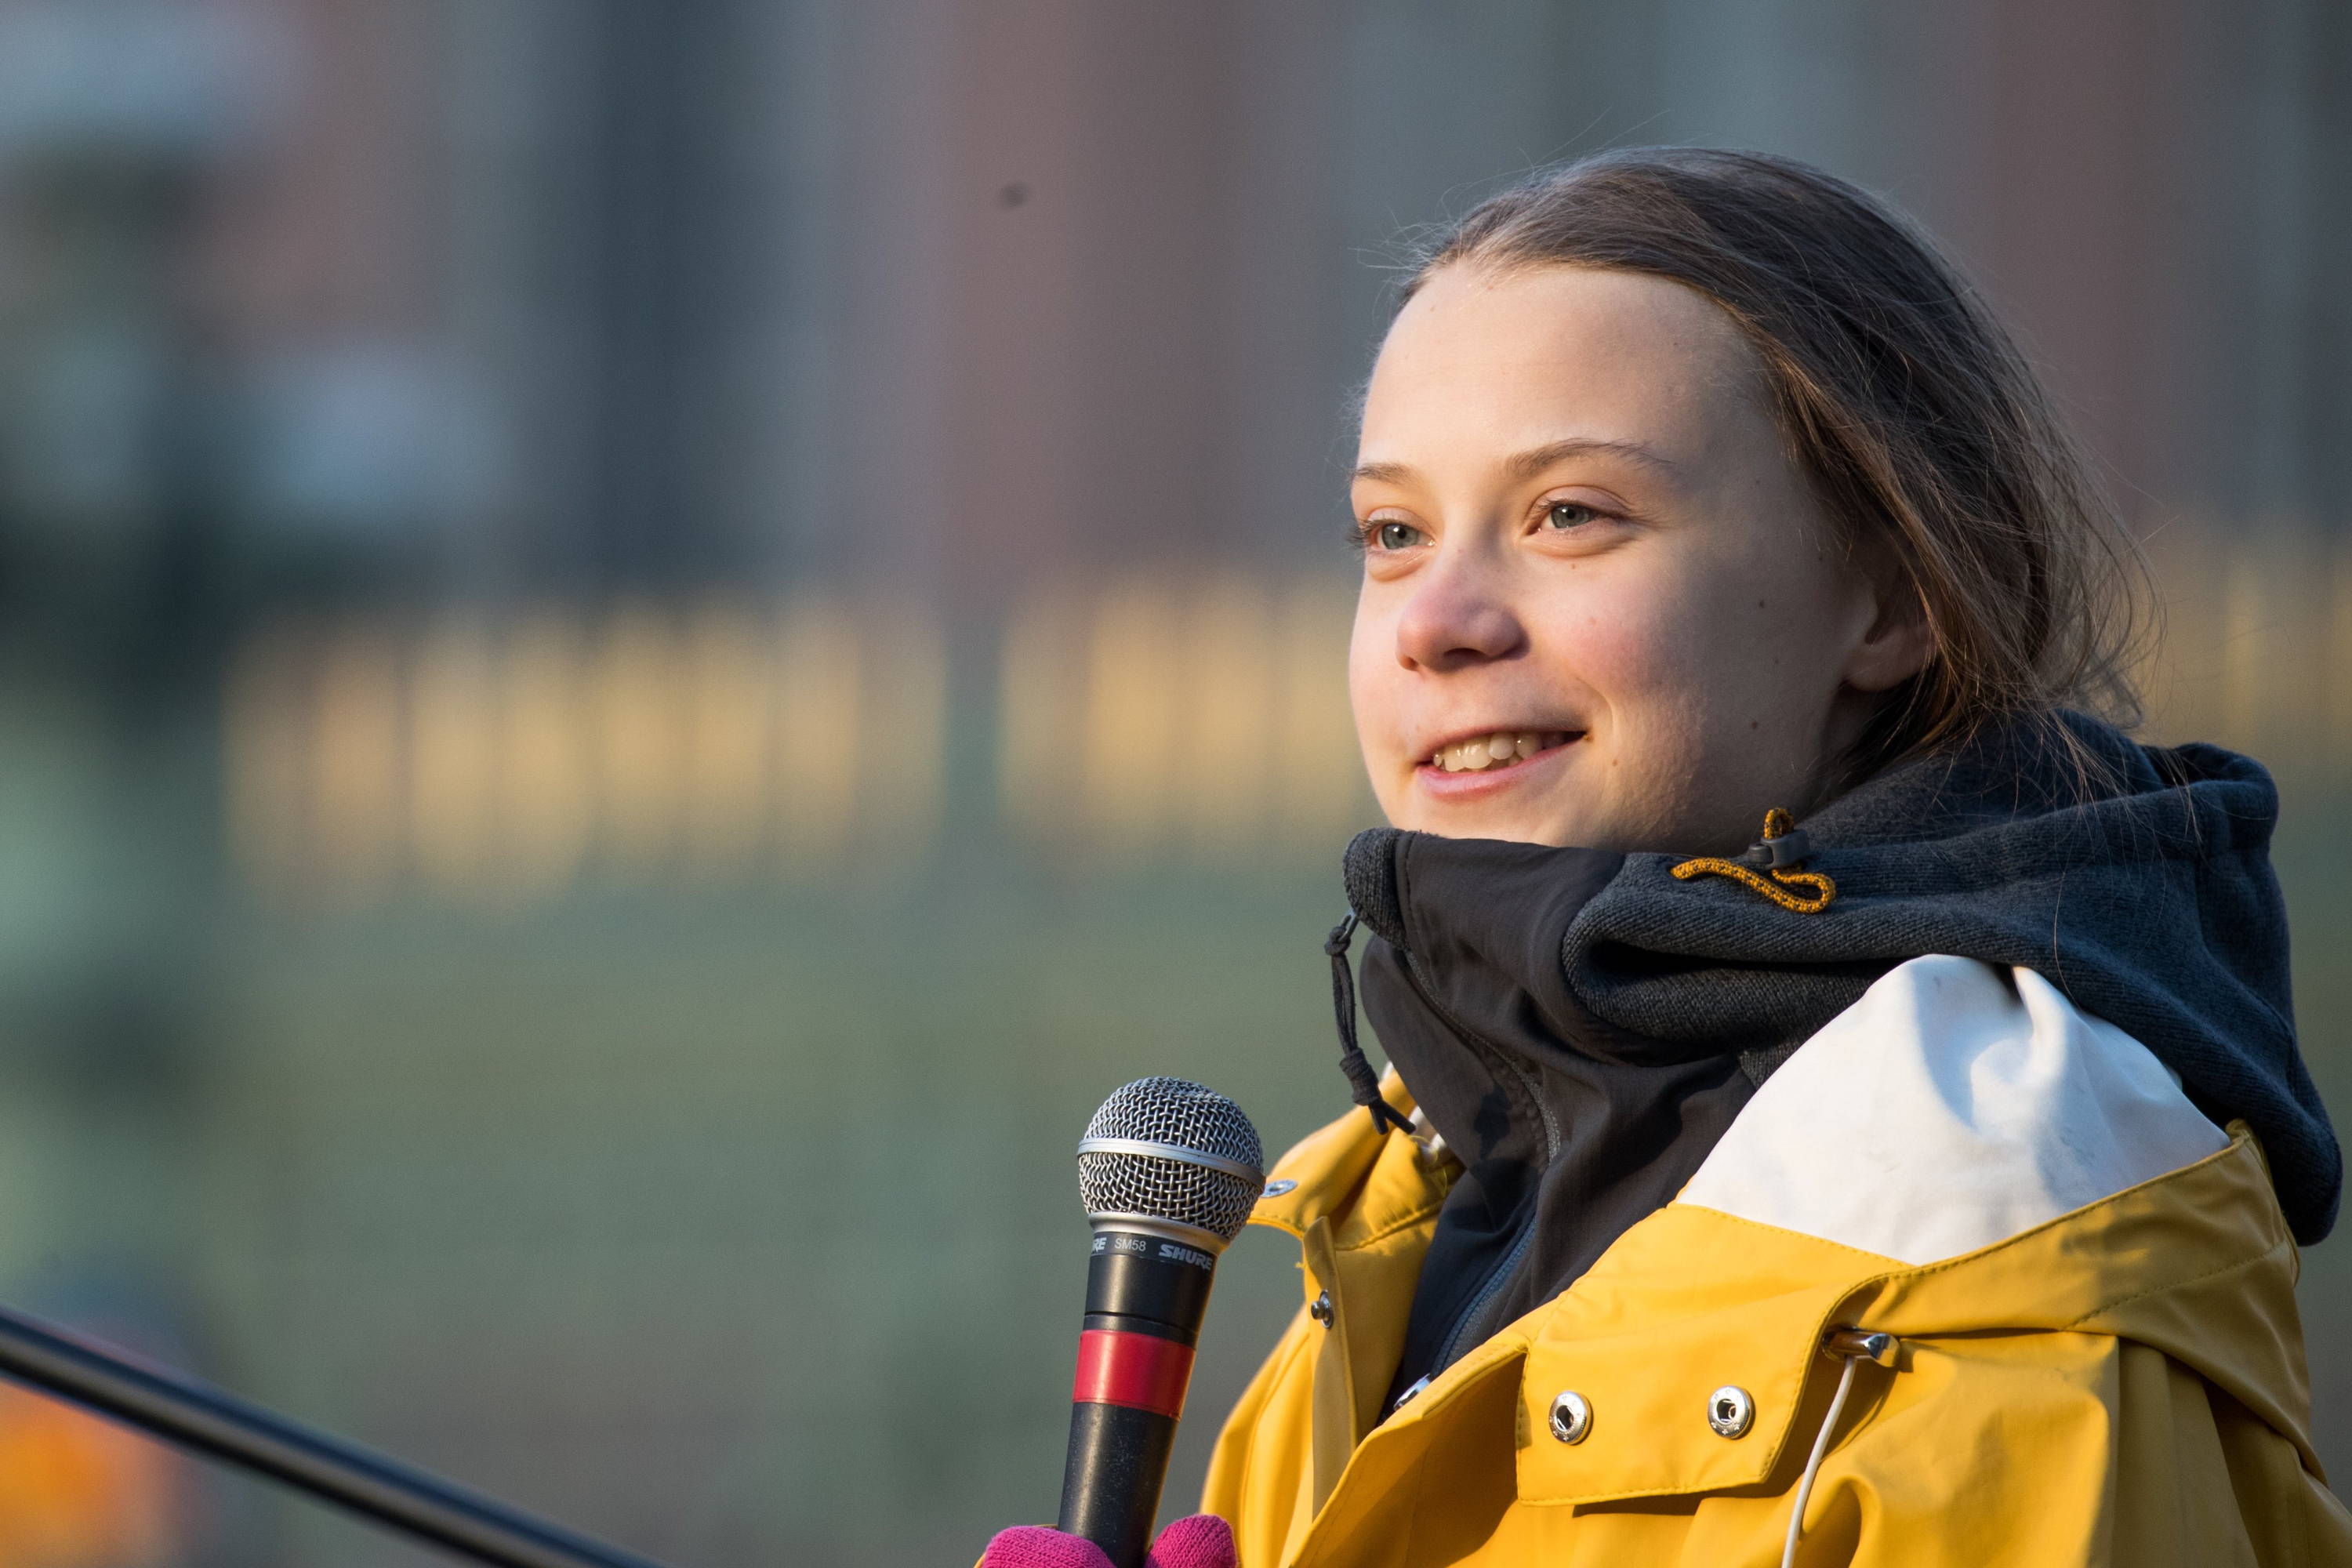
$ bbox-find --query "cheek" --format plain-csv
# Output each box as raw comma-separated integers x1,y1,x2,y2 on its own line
1533,561,1797,777
1557,553,1853,779
1533,575,1714,726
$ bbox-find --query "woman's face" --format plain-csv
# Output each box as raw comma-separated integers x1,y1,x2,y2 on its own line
1348,263,1929,856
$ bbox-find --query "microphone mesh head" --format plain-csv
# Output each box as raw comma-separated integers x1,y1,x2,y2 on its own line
1077,1076,1265,1244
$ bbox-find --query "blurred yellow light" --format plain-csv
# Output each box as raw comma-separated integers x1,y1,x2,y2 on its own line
0,1385,187,1566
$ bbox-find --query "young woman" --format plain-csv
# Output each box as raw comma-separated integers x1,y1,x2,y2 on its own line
994,148,2350,1566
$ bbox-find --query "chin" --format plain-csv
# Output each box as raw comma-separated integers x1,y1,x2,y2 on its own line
1392,799,1581,848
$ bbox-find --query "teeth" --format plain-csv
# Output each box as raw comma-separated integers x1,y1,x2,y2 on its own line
1431,731,1568,772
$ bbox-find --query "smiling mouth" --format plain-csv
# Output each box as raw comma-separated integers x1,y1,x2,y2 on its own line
1421,730,1580,773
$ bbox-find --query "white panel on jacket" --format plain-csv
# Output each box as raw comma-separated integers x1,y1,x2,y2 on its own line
1675,954,2230,1265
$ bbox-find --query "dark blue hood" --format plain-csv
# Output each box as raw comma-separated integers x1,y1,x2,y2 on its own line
1564,710,2332,1243
1346,711,2336,1407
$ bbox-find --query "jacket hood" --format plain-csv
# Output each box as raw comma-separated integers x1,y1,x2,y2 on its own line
1342,710,2338,1402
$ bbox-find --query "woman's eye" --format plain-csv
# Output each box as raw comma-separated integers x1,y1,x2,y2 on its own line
1544,501,1600,531
1371,520,1427,550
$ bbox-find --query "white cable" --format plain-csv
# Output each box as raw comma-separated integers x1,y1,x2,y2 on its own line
1781,1352,1861,1568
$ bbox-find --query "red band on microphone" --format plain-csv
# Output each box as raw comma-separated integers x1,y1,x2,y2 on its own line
1072,1329,1195,1419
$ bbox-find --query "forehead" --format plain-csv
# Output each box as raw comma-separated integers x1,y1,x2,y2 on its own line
1358,263,1766,469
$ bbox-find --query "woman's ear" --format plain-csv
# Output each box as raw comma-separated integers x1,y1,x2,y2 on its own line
1842,575,1935,695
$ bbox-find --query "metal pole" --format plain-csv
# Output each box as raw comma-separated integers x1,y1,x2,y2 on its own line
0,1301,679,1568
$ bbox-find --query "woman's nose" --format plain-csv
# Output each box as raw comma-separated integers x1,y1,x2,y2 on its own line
1392,562,1526,671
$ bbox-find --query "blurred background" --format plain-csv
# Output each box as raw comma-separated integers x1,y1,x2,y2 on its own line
0,0,2342,1563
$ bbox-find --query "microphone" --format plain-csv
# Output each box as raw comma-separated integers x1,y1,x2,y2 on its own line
1059,1077,1265,1568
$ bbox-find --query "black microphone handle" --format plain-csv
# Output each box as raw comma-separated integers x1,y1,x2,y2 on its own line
1058,1229,1219,1568
1059,1402,1176,1566
0,1299,676,1568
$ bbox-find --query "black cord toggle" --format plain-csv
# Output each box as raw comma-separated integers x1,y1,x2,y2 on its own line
1325,911,1414,1137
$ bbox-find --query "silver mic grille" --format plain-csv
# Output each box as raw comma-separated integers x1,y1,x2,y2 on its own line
1076,1076,1266,1247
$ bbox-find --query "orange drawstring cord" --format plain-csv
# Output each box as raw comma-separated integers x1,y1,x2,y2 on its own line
1671,808,1838,914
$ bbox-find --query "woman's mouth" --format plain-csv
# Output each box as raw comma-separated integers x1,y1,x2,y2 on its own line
1421,729,1578,775
1412,730,1583,798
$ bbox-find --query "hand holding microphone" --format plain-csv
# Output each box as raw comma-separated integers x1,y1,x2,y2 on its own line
982,1514,1236,1568
1038,1076,1265,1568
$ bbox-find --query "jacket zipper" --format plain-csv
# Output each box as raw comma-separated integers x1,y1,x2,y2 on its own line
1431,1203,1539,1373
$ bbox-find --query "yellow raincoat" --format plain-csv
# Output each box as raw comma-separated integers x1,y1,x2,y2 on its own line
1205,1080,2352,1566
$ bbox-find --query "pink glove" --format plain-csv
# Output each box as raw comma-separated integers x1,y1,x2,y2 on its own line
982,1515,1237,1568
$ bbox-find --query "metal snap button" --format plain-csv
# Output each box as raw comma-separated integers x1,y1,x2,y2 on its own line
1707,1385,1755,1438
1261,1178,1298,1197
1548,1390,1592,1444
1308,1290,1334,1327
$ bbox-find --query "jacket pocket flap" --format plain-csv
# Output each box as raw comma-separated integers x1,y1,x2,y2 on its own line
1515,1283,1855,1504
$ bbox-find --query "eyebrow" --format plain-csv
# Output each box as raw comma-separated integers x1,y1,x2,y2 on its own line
1351,437,1679,488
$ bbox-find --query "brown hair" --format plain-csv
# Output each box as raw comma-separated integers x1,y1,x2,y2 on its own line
1401,147,2147,789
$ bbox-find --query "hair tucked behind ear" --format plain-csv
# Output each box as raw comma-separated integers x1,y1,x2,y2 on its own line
1403,147,2149,792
